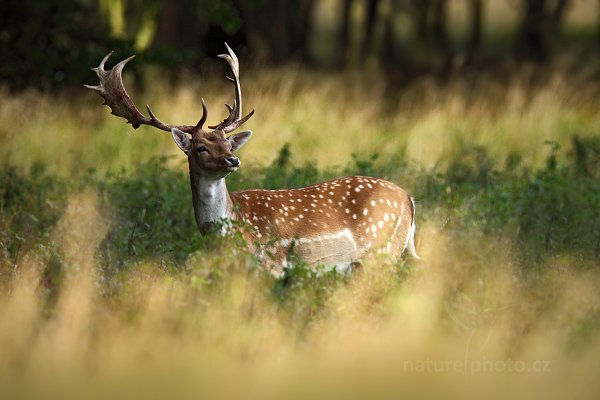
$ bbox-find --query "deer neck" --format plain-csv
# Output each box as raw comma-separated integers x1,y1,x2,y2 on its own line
189,170,235,235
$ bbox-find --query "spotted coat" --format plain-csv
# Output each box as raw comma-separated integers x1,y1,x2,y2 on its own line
230,175,417,273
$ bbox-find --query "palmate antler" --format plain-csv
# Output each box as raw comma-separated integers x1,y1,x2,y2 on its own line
85,43,253,135
85,52,206,134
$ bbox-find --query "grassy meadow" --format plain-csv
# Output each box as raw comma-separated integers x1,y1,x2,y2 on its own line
1,59,600,399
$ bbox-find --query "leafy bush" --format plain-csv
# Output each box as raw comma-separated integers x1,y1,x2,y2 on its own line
1,137,598,290
97,156,201,272
0,163,65,264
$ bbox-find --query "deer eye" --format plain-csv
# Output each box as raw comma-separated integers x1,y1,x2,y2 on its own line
197,146,207,153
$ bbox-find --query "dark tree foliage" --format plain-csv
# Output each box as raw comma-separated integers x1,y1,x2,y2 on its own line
0,0,595,91
150,0,245,61
0,0,132,91
236,0,315,62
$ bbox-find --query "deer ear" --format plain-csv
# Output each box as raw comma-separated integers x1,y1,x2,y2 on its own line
229,130,252,152
171,128,192,154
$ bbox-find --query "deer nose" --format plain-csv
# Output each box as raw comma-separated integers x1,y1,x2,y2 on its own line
225,156,240,167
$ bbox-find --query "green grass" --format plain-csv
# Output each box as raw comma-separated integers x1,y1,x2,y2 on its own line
1,65,600,399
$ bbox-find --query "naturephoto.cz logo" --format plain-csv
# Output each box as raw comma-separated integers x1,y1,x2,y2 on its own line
403,357,551,376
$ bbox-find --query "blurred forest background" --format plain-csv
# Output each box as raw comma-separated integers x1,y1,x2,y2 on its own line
3,0,600,90
1,2,600,399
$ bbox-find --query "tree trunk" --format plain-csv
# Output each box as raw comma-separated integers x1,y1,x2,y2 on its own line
380,0,412,84
517,0,549,61
151,0,198,50
549,0,570,29
297,0,316,62
466,0,483,63
338,0,354,67
432,0,453,75
361,0,381,62
414,0,431,49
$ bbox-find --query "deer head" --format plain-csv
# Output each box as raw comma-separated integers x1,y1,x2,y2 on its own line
85,43,254,180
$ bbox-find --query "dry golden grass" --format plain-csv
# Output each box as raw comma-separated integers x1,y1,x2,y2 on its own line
2,61,599,176
0,192,599,399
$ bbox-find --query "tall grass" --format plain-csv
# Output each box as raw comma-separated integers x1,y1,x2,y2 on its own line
0,195,599,399
1,63,600,398
2,59,599,175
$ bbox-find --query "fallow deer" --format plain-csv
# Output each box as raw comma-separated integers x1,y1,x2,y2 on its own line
86,43,419,275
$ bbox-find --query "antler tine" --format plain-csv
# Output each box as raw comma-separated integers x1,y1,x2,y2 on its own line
145,104,177,131
194,98,208,130
207,103,233,130
86,52,199,134
87,51,115,78
223,109,255,132
209,43,254,133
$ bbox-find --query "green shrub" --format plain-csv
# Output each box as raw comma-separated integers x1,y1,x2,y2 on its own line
1,137,598,290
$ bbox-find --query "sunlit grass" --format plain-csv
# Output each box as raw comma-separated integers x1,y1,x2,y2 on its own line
2,60,599,176
0,192,599,399
1,61,600,398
